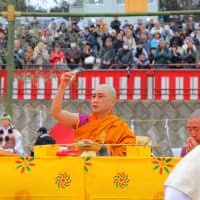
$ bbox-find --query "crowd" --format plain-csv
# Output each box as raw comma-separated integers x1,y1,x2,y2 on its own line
1,15,200,70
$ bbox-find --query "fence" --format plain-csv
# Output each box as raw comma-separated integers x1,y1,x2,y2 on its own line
1,69,200,100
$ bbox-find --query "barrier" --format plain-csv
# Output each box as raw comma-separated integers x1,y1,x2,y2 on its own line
0,155,180,199
1,69,200,100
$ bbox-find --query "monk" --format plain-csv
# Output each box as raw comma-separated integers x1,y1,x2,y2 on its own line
50,71,136,156
181,109,200,157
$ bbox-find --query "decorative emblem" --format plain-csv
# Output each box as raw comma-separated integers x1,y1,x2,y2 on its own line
55,172,72,189
152,157,174,174
113,172,130,189
16,157,35,174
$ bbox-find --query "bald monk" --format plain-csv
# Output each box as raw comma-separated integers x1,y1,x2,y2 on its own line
50,71,136,156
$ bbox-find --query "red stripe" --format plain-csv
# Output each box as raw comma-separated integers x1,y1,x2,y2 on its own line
184,74,190,100
127,71,133,100
154,71,161,100
169,73,175,100
45,78,52,100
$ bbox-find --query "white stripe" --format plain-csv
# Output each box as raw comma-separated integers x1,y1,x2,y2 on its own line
24,77,31,99
78,77,86,99
133,77,141,100
92,77,100,92
161,77,169,100
176,77,183,100
51,76,58,99
0,76,4,96
147,77,153,100
120,77,127,100
12,77,18,99
105,77,113,87
37,76,45,99
190,77,198,100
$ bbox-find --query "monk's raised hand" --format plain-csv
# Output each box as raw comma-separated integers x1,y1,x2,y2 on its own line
60,71,76,88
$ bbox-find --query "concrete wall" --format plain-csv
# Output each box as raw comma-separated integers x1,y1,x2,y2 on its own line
1,99,199,156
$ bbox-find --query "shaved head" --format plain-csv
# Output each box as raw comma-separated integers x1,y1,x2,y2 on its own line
95,84,117,100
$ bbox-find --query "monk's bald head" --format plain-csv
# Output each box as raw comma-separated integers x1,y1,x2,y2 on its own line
95,84,117,100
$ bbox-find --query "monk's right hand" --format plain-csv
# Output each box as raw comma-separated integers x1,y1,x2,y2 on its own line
60,71,76,88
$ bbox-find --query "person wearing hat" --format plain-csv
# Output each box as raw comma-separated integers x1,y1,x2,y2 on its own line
34,127,56,146
0,113,24,154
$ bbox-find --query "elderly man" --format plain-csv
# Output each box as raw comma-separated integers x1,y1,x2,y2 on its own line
50,71,136,156
181,109,200,157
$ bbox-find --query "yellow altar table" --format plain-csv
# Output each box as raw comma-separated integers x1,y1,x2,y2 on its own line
0,152,180,200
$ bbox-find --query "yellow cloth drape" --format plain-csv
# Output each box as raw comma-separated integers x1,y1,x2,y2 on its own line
0,156,180,200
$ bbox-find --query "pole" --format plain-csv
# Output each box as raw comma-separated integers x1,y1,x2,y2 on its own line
2,1,20,116
6,15,15,116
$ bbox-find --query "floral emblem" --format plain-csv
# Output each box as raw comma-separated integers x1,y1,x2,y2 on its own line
152,157,174,175
16,157,35,174
113,172,130,189
55,172,72,189
84,157,92,172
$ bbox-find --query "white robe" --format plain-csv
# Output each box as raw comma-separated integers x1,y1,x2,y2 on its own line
165,145,200,200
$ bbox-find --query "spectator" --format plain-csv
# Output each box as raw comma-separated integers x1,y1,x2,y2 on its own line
0,29,7,68
99,37,115,69
124,29,136,50
112,33,124,53
24,45,35,68
133,40,148,63
110,16,121,33
65,42,81,69
0,113,24,155
83,26,98,54
34,127,56,146
150,21,164,36
154,39,172,68
101,26,111,48
50,43,66,69
140,32,151,54
150,32,162,49
14,40,24,69
136,53,150,69
170,31,183,47
170,45,183,68
81,42,96,69
115,40,133,69
148,47,156,64
182,39,197,66
33,42,50,69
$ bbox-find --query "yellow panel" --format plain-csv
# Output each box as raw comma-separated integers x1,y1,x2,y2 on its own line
0,156,180,199
125,0,148,13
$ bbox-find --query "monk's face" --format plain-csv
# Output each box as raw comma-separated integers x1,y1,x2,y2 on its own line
187,118,200,143
91,86,115,118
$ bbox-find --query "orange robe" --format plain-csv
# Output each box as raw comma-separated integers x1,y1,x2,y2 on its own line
74,113,136,156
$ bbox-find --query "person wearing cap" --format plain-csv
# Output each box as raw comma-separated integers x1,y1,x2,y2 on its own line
0,113,24,154
34,127,56,146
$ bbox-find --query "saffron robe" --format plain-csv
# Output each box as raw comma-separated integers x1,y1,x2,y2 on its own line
74,113,136,156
